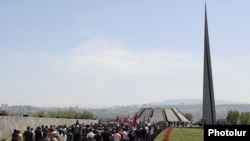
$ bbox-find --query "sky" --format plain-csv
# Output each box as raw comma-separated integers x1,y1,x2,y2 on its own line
1,0,250,108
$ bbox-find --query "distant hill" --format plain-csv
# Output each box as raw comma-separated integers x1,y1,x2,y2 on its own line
150,99,246,105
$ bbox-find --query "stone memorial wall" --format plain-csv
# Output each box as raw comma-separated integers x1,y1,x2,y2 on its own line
0,116,98,138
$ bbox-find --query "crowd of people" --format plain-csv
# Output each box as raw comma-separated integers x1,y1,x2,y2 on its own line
10,121,164,141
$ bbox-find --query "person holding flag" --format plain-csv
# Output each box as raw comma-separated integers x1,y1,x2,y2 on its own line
132,113,139,127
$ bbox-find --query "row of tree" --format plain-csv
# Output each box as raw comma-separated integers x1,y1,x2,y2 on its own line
183,110,250,125
226,110,250,125
0,109,8,116
0,108,96,119
32,109,96,119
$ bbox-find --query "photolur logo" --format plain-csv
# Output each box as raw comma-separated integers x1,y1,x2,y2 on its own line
204,125,250,141
208,129,247,136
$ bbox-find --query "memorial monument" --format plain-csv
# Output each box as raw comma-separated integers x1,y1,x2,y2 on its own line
202,4,216,125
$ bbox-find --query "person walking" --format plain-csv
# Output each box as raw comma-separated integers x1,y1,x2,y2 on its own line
23,127,34,141
112,129,121,141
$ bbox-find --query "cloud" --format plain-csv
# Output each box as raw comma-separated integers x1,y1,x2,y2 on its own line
4,36,250,107
67,37,202,77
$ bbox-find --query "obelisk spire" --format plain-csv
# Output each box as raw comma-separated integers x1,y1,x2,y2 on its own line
202,3,216,125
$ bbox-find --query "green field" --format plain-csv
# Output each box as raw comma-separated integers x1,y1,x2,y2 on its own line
154,127,204,141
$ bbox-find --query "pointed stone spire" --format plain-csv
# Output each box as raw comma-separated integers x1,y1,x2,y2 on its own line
202,3,216,125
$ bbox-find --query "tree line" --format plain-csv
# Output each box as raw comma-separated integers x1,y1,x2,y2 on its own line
32,109,96,119
0,109,96,119
183,110,250,125
226,110,250,125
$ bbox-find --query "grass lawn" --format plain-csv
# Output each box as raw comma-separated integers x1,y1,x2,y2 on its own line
154,127,204,141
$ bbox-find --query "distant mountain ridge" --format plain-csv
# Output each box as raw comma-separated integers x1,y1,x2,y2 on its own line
150,99,246,105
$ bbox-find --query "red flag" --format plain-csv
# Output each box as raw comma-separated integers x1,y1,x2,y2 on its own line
133,113,138,127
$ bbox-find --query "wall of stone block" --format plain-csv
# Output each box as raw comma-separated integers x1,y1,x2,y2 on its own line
0,116,98,138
